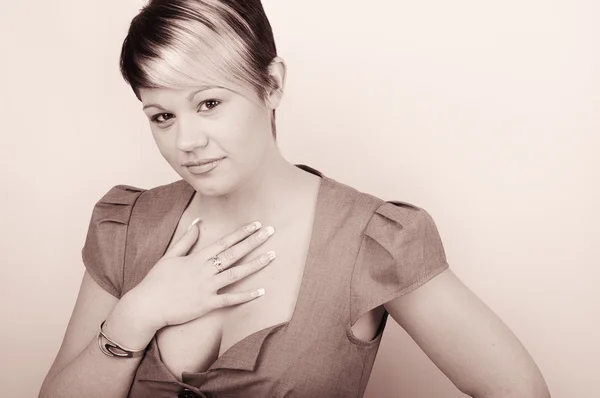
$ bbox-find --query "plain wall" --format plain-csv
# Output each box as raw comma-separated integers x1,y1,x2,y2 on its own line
1,0,598,397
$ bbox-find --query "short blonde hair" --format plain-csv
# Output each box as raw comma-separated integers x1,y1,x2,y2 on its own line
120,0,279,137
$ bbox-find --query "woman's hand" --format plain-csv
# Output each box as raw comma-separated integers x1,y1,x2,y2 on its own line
128,219,276,331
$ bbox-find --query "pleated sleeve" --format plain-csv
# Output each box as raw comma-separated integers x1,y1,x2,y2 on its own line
81,185,145,298
350,201,450,324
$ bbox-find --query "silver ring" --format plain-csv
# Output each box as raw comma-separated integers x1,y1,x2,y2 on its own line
210,256,223,273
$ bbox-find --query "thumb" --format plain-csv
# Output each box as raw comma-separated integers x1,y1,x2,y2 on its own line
166,217,201,257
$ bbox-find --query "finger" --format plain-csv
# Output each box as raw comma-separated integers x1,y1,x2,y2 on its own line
165,217,201,257
212,251,276,290
210,226,275,272
213,288,266,309
201,221,263,259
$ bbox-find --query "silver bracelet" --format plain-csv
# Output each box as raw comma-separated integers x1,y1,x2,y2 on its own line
97,320,147,358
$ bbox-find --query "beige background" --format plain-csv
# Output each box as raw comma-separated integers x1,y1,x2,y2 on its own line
1,0,598,397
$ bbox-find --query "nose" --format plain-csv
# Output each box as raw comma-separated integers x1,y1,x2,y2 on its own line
175,117,209,152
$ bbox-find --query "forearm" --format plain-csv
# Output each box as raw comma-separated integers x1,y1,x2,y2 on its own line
467,383,551,398
39,335,143,398
470,393,551,398
39,293,159,398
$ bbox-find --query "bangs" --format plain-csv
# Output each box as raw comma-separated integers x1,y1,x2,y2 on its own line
120,0,264,101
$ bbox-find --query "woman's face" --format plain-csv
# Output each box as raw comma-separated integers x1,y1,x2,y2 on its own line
139,82,278,196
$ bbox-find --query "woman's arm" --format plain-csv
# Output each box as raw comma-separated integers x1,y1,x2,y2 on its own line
40,220,276,397
384,268,551,398
39,271,158,398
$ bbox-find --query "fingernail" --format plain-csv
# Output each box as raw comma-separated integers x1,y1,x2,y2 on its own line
187,217,200,231
251,288,265,298
245,221,262,233
257,226,275,240
259,251,277,265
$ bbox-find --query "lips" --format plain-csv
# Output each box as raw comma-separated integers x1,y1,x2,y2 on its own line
183,157,225,167
185,157,225,175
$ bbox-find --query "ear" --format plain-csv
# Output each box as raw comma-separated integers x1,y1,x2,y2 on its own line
265,56,287,110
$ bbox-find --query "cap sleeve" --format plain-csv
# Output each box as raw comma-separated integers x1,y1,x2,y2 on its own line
350,201,449,324
81,185,145,298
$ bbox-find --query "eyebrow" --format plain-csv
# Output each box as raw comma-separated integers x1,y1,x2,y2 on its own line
142,85,221,111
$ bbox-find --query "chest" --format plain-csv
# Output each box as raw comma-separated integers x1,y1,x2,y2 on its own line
155,213,315,378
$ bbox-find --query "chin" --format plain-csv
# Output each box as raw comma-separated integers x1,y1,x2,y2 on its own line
182,171,240,197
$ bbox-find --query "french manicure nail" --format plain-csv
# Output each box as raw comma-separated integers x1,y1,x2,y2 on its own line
245,221,262,232
259,251,277,264
188,217,200,231
258,226,275,240
251,288,265,298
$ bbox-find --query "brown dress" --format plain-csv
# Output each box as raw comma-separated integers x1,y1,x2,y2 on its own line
82,164,449,398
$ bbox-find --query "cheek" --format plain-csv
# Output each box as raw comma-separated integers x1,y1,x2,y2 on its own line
235,105,270,142
152,131,178,162
216,108,264,150
234,117,269,160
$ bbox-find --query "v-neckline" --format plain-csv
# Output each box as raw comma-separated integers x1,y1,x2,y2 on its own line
157,164,331,375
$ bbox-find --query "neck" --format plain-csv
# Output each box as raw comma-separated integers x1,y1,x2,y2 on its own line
190,150,318,228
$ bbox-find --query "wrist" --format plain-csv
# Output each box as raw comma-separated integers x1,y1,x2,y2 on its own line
98,320,147,358
103,291,161,349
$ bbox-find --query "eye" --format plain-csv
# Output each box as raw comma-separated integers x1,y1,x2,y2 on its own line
198,99,221,112
150,113,174,125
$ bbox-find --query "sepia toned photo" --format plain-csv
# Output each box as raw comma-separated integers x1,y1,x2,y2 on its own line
1,1,598,397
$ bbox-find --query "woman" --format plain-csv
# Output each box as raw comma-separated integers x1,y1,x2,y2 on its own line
39,1,550,397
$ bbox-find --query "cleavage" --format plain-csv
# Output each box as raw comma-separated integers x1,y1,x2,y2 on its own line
155,220,312,378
